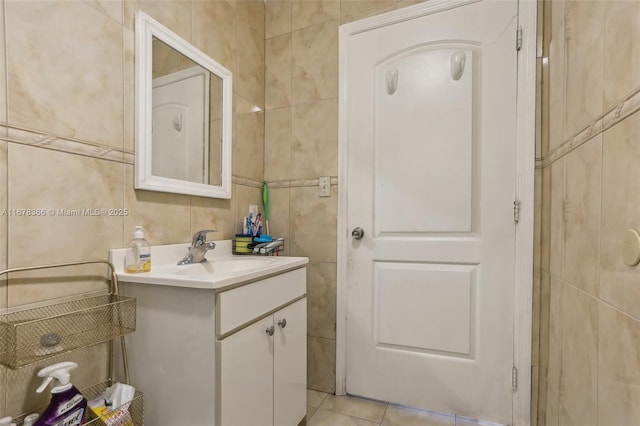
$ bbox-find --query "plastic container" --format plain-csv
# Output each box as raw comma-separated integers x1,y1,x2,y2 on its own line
33,362,88,426
23,414,39,426
125,226,151,273
233,234,253,254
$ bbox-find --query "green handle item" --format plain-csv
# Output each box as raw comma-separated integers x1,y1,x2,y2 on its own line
262,181,270,236
262,181,270,220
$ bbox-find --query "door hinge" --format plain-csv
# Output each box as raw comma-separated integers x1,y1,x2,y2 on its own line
516,27,523,51
512,366,518,391
513,200,521,224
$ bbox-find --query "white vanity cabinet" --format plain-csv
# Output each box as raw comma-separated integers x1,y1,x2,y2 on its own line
216,267,307,426
218,298,306,426
110,242,308,426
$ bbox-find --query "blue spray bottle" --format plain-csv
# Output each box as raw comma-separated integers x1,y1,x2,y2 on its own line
34,362,88,426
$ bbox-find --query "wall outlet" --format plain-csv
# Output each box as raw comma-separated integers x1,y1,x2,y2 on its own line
319,176,330,197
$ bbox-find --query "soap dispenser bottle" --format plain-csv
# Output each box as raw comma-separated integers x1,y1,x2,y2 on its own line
33,362,88,426
125,225,151,273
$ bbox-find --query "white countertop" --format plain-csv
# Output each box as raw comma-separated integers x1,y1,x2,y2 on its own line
109,241,308,291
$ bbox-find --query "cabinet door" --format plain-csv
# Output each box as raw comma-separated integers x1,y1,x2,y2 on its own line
273,298,307,426
219,316,274,426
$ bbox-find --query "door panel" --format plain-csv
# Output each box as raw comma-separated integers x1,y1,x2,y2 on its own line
375,262,476,356
344,1,518,424
152,68,208,183
376,47,475,234
218,316,274,426
274,299,307,426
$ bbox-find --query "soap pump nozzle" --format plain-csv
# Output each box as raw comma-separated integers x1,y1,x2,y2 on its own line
133,225,144,239
36,361,77,394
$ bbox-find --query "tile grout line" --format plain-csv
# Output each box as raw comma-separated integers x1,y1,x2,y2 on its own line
379,401,389,425
310,392,506,425
542,86,640,169
0,119,342,195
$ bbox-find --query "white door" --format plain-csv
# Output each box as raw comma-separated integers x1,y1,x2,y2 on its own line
343,1,518,424
152,66,209,183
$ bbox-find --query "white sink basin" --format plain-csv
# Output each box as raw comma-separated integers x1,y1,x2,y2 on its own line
156,257,277,277
109,241,308,290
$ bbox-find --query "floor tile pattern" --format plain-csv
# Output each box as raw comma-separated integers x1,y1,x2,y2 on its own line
305,391,506,426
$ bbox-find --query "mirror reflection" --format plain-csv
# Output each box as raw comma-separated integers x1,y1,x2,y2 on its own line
151,37,223,186
135,10,232,198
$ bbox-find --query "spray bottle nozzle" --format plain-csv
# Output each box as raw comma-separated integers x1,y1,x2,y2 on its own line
36,361,78,393
36,376,53,393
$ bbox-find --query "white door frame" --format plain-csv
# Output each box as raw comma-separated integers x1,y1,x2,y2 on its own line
336,1,537,425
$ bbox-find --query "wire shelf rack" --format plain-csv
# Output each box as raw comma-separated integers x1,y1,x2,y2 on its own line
12,380,144,426
232,238,285,256
0,293,136,369
1,259,141,423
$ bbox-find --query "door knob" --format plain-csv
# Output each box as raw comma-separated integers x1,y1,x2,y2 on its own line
265,325,275,336
352,227,364,240
277,319,287,329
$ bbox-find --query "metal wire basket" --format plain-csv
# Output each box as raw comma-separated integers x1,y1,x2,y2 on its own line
83,381,144,426
232,237,285,256
1,260,141,423
12,380,144,426
0,293,136,369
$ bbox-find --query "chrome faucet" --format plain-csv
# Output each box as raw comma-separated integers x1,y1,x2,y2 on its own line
177,230,217,265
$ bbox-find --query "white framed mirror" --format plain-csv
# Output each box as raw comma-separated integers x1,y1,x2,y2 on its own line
135,10,232,199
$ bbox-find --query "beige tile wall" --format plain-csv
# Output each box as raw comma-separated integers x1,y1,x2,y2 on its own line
264,0,427,394
537,1,640,425
1,0,575,415
0,0,264,417
0,1,5,408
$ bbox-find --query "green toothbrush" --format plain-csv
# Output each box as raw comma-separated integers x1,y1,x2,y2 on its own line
262,181,270,236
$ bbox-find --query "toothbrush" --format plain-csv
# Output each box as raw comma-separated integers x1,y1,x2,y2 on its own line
254,214,262,236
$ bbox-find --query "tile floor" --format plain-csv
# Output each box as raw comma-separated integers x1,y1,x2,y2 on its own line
306,390,504,426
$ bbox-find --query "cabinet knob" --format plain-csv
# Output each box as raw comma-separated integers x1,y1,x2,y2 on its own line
277,318,287,329
265,325,275,336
